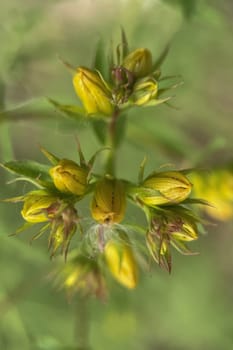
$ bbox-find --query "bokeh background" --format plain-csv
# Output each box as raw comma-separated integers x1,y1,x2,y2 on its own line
0,0,233,349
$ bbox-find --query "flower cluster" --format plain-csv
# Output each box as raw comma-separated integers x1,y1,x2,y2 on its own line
2,31,205,299
4,145,203,292
52,30,179,121
75,44,177,116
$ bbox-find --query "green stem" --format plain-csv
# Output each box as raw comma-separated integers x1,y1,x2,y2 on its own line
105,108,120,175
0,79,14,162
74,296,90,350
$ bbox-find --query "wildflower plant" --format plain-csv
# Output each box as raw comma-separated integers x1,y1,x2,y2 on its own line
1,29,208,301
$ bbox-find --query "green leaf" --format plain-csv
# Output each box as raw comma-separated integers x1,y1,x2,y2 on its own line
1,160,52,185
47,98,86,121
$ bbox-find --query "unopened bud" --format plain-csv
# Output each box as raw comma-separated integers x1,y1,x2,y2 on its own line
122,48,153,78
91,178,126,224
21,190,58,223
104,240,138,289
140,171,192,206
73,67,114,116
132,78,158,105
49,159,88,196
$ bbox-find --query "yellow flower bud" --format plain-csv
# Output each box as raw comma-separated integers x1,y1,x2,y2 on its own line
73,67,114,116
21,190,58,223
133,78,158,106
49,159,88,196
91,178,126,224
104,240,138,289
140,171,192,206
122,48,153,78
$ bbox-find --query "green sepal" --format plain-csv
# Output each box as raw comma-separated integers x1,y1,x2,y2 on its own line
92,38,108,80
158,81,184,97
138,156,147,184
137,96,172,107
30,223,50,243
171,239,199,256
10,222,35,236
121,27,129,59
47,98,86,120
152,43,170,71
183,198,213,207
40,146,60,165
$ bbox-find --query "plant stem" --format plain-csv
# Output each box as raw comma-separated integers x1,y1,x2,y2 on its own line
74,296,90,350
105,108,120,175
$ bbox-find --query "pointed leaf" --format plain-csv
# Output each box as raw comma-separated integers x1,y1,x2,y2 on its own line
2,160,51,184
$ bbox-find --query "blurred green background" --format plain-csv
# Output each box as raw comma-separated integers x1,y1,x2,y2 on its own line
0,0,233,349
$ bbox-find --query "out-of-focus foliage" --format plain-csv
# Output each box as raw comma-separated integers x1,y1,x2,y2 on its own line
0,0,233,349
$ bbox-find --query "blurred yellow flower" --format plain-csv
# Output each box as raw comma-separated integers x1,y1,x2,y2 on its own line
191,169,233,221
105,240,138,289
